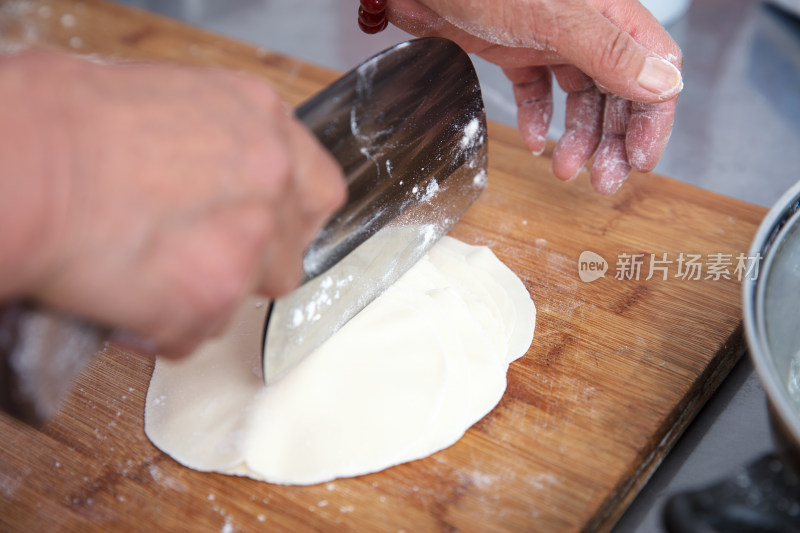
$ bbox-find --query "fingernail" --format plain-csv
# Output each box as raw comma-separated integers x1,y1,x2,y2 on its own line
567,165,585,182
637,57,683,96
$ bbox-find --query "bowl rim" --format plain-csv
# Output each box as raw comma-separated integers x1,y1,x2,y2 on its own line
743,179,800,446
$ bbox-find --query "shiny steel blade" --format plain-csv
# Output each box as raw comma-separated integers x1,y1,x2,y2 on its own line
262,37,488,385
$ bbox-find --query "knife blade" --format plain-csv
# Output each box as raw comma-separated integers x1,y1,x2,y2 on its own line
262,37,488,385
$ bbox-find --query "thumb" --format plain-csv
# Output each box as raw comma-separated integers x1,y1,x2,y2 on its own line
551,8,683,103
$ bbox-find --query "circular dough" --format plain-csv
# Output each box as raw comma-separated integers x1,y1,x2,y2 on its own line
145,236,535,485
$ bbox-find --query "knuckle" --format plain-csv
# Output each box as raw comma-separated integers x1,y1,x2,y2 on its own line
597,31,637,75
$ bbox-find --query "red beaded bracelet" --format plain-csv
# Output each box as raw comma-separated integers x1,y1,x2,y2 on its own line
358,0,388,34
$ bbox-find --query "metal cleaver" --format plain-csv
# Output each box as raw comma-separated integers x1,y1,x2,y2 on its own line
262,37,488,385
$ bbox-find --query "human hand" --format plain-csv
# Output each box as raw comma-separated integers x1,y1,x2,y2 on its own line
386,0,683,194
0,52,346,357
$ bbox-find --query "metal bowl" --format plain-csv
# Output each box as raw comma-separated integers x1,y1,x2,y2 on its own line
664,181,800,533
744,178,800,468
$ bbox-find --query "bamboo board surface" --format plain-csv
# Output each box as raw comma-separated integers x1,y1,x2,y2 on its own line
0,1,768,531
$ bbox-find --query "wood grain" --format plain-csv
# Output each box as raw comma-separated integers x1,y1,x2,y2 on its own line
0,1,767,531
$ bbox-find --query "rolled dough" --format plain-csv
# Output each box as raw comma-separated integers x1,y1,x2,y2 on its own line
144,236,535,485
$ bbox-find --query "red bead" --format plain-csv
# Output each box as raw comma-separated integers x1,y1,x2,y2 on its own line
358,6,385,27
360,0,386,15
358,16,388,34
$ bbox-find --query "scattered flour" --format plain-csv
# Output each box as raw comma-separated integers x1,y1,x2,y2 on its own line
60,13,75,27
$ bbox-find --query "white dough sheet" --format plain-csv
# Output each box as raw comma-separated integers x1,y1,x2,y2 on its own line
145,236,536,485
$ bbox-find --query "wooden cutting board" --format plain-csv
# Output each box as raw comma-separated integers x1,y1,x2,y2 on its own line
0,1,768,531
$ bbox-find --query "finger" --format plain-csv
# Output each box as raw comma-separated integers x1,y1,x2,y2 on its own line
591,95,632,194
587,0,681,170
387,0,563,64
546,1,683,103
257,228,305,297
385,0,443,35
254,186,311,297
589,0,683,65
228,79,344,296
284,118,347,229
551,65,603,181
503,65,553,156
626,98,676,172
396,0,683,102
386,0,495,53
149,203,274,354
386,0,501,52
551,63,594,94
256,117,346,297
